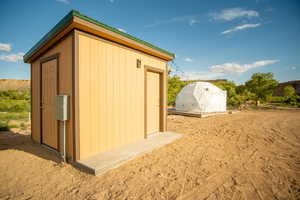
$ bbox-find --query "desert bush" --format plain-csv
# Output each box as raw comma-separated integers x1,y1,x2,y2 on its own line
168,77,251,108
0,121,20,131
214,81,246,108
268,96,284,103
284,95,299,105
245,73,278,102
20,122,27,130
283,86,296,98
167,72,296,109
236,85,256,101
282,86,300,106
0,90,30,101
0,122,9,131
0,90,30,113
0,112,29,121
0,100,30,112
168,76,189,106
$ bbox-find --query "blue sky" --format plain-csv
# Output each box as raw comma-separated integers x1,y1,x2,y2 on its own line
0,0,299,84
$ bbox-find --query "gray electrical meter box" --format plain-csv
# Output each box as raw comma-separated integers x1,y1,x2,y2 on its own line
57,95,69,121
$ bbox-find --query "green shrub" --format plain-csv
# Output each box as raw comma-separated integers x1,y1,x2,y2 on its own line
9,124,19,128
245,73,278,102
0,112,29,121
0,90,30,113
0,122,9,131
168,77,253,108
0,90,30,101
167,72,298,109
0,100,30,112
168,76,189,106
269,96,284,103
283,86,296,98
20,123,26,130
214,81,247,108
282,86,299,105
284,95,299,105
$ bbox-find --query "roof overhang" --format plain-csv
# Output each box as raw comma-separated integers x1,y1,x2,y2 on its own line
24,10,175,63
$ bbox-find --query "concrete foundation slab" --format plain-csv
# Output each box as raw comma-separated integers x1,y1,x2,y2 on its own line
168,108,239,118
75,132,182,176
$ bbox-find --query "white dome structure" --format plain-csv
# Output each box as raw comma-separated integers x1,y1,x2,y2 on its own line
175,82,227,113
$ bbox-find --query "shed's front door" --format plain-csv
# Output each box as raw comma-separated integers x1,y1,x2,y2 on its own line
146,71,160,135
41,59,58,149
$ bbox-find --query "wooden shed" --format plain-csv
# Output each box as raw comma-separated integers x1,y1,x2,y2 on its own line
24,10,175,162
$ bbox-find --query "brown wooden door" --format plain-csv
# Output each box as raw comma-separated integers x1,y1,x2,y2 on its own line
146,71,160,135
41,59,58,149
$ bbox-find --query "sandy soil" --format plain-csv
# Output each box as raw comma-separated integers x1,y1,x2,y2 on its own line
0,110,300,200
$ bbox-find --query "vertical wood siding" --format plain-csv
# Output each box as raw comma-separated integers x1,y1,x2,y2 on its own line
31,34,74,159
78,32,167,159
31,61,40,142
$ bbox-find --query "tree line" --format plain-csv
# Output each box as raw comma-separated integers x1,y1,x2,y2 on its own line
168,72,300,108
0,90,31,112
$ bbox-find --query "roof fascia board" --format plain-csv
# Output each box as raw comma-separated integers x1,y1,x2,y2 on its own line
24,10,175,63
23,11,74,62
73,16,173,61
72,11,174,58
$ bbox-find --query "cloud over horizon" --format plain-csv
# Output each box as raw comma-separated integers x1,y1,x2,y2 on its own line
0,52,25,62
209,60,279,74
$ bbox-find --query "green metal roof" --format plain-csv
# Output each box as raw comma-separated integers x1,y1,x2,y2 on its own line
24,10,175,62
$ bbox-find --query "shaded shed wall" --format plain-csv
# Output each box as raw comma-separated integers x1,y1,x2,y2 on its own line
31,34,74,159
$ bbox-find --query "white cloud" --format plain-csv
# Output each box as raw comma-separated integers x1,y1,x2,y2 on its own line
117,28,127,33
179,71,223,81
145,15,200,28
0,52,25,62
211,8,259,21
209,60,279,74
56,0,70,4
291,66,296,70
189,19,200,26
184,57,193,62
0,43,12,52
221,23,261,35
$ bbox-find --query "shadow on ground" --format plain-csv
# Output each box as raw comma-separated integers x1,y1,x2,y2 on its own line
0,131,61,163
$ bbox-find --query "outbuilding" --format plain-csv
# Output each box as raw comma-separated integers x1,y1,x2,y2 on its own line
24,10,175,162
175,82,227,113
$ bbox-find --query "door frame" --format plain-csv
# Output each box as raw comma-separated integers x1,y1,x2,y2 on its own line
144,65,166,138
39,53,60,150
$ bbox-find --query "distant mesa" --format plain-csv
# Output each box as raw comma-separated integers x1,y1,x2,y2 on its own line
0,79,30,91
274,80,300,96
